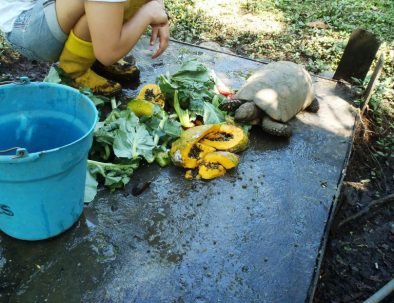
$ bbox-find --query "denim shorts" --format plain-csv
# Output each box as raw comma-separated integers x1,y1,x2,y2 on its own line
5,0,68,62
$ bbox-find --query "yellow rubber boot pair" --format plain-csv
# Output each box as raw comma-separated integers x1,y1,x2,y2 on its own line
58,30,122,96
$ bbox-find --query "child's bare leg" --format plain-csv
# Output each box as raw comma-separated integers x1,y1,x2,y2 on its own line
55,0,86,35
73,15,91,42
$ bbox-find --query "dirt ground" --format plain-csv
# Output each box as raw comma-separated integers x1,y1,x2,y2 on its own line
1,48,393,303
314,121,394,303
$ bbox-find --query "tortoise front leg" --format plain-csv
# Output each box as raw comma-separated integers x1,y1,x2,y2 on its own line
234,102,262,122
305,98,320,113
261,116,292,137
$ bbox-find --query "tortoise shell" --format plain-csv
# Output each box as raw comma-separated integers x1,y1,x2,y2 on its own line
234,61,315,123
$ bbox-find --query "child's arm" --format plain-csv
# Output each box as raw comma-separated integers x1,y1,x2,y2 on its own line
85,1,168,65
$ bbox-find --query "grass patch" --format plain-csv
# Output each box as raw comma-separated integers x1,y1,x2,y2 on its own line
241,0,277,14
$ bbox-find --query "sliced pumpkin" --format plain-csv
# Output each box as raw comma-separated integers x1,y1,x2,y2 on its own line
137,84,165,108
197,151,239,180
190,143,216,164
184,170,193,180
200,124,249,153
203,151,240,169
198,163,226,180
170,124,221,168
127,99,155,117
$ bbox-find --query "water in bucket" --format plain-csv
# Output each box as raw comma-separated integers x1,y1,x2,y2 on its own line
1,113,86,155
0,81,98,240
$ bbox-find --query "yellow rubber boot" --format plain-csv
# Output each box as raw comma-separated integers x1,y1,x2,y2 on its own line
58,30,122,96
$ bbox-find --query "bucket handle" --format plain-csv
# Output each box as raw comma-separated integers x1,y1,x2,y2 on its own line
0,76,30,86
0,147,27,158
0,147,22,154
0,147,40,162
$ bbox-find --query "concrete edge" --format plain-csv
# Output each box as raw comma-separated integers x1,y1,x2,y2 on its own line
306,109,360,302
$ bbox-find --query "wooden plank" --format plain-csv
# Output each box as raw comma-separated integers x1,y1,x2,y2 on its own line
361,54,385,115
333,29,381,83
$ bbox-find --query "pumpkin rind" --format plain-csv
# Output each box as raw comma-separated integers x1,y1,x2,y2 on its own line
198,163,226,180
137,84,165,108
203,151,240,169
195,143,216,162
170,124,221,168
184,170,193,180
200,124,249,153
127,99,155,117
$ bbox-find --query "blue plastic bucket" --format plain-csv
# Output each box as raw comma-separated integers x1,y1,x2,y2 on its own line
0,81,98,240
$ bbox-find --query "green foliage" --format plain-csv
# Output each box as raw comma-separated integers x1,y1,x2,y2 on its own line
274,0,394,41
166,0,213,42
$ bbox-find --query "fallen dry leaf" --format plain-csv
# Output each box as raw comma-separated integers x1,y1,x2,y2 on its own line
307,20,330,29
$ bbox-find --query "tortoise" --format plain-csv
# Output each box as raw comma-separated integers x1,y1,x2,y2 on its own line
220,61,319,137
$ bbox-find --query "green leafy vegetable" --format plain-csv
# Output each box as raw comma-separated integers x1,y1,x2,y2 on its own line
87,106,182,202
157,59,225,109
44,66,62,84
189,97,226,124
88,160,139,188
154,150,171,167
84,170,99,203
203,101,225,124
173,90,195,128
81,90,109,107
172,60,212,82
92,109,178,164
43,65,74,87
85,159,140,202
141,109,182,144
113,123,156,162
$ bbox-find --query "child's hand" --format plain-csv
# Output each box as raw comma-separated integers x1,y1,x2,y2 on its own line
143,1,168,27
150,24,169,59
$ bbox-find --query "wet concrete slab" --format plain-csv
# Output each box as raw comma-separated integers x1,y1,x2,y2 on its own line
0,39,357,303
